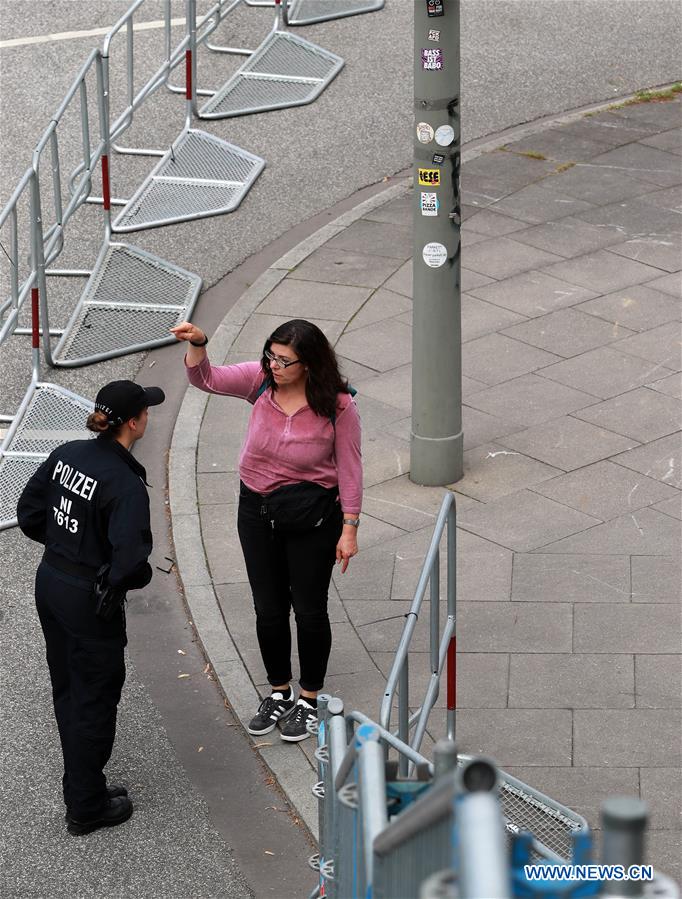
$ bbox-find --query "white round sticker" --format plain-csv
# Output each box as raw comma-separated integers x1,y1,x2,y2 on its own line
435,124,455,147
422,242,448,268
416,122,434,144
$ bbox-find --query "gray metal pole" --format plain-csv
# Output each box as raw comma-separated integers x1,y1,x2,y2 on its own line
410,0,463,486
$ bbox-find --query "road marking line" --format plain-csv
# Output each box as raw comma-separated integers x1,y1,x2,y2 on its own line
0,18,185,50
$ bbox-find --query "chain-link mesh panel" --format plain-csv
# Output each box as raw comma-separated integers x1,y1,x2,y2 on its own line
0,455,43,527
113,131,264,232
53,245,201,364
59,306,186,361
200,32,343,119
9,386,92,454
202,75,322,118
248,32,341,79
84,245,198,308
160,131,263,183
288,0,384,26
499,781,581,862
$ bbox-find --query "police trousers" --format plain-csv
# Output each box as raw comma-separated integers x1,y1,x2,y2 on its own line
237,483,343,692
35,561,126,819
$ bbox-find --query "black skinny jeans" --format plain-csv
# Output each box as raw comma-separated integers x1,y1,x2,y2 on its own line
35,561,126,819
237,484,342,692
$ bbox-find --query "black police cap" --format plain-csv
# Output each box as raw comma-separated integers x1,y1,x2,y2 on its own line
95,380,165,426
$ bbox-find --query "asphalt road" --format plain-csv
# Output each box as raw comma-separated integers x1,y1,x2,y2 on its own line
0,1,680,896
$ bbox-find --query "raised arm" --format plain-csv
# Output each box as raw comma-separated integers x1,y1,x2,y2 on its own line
171,321,263,400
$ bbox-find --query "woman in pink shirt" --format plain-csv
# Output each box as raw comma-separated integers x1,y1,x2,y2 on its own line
172,318,362,742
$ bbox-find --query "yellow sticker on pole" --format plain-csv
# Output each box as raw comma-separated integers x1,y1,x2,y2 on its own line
418,168,441,186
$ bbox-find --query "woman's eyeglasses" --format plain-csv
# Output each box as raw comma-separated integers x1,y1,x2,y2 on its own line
264,349,302,370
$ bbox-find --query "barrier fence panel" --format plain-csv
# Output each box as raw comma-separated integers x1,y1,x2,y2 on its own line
0,174,92,531
198,0,344,120
380,492,457,765
107,0,264,233
244,0,385,27
311,708,676,899
27,48,202,367
0,169,35,347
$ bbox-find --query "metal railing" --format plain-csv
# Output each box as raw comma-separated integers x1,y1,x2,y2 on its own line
178,0,345,121
24,45,203,368
243,0,385,27
0,169,36,346
311,700,678,899
381,491,457,772
0,173,93,530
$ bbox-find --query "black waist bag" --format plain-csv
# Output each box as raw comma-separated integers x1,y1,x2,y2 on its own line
245,481,339,531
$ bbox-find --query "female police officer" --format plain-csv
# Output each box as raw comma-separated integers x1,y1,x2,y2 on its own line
17,379,164,836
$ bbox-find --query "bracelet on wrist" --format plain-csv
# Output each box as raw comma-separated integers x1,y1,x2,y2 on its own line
343,518,360,528
189,334,208,347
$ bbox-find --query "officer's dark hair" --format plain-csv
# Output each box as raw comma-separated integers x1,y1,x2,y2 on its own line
86,410,124,437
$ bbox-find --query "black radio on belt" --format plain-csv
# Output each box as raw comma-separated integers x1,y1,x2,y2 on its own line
93,564,126,621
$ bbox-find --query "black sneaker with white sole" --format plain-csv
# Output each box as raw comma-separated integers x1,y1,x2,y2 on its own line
247,692,295,736
280,698,317,742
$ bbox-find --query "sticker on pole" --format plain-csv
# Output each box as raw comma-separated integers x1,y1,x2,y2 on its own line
428,29,441,41
435,124,455,146
426,0,444,16
423,242,448,268
421,48,443,71
418,168,441,186
420,192,439,216
417,122,434,144
432,153,445,165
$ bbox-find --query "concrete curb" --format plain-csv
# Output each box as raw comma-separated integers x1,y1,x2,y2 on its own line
168,87,678,841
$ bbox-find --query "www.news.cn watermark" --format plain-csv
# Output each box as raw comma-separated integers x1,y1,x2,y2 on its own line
525,864,654,883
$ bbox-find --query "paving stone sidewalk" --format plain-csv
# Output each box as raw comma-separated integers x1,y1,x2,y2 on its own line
171,97,682,880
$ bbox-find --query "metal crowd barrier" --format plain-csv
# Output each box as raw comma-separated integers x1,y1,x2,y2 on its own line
0,169,35,347
310,701,678,899
381,491,457,773
0,172,92,531
194,0,344,120
101,0,264,232
23,48,203,367
309,699,588,899
243,0,385,27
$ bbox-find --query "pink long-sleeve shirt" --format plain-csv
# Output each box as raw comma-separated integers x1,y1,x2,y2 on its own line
185,357,362,512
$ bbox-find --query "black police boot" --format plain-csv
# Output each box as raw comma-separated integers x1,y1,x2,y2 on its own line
67,795,133,836
64,785,128,822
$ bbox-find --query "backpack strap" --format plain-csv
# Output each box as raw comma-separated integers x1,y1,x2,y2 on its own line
256,379,356,427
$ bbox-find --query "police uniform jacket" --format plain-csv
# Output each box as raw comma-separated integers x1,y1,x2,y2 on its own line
17,436,153,590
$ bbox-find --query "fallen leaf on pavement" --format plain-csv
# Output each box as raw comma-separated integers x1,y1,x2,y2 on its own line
253,741,273,749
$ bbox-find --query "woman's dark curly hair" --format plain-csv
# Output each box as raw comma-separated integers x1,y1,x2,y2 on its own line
260,319,350,420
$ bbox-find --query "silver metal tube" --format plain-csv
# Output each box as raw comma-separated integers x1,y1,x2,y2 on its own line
457,758,510,899
381,612,418,731
446,501,457,742
601,798,648,897
430,548,440,674
348,711,432,772
433,739,458,780
30,170,54,371
357,730,388,889
9,207,19,307
79,79,91,173
380,495,452,731
398,659,410,776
